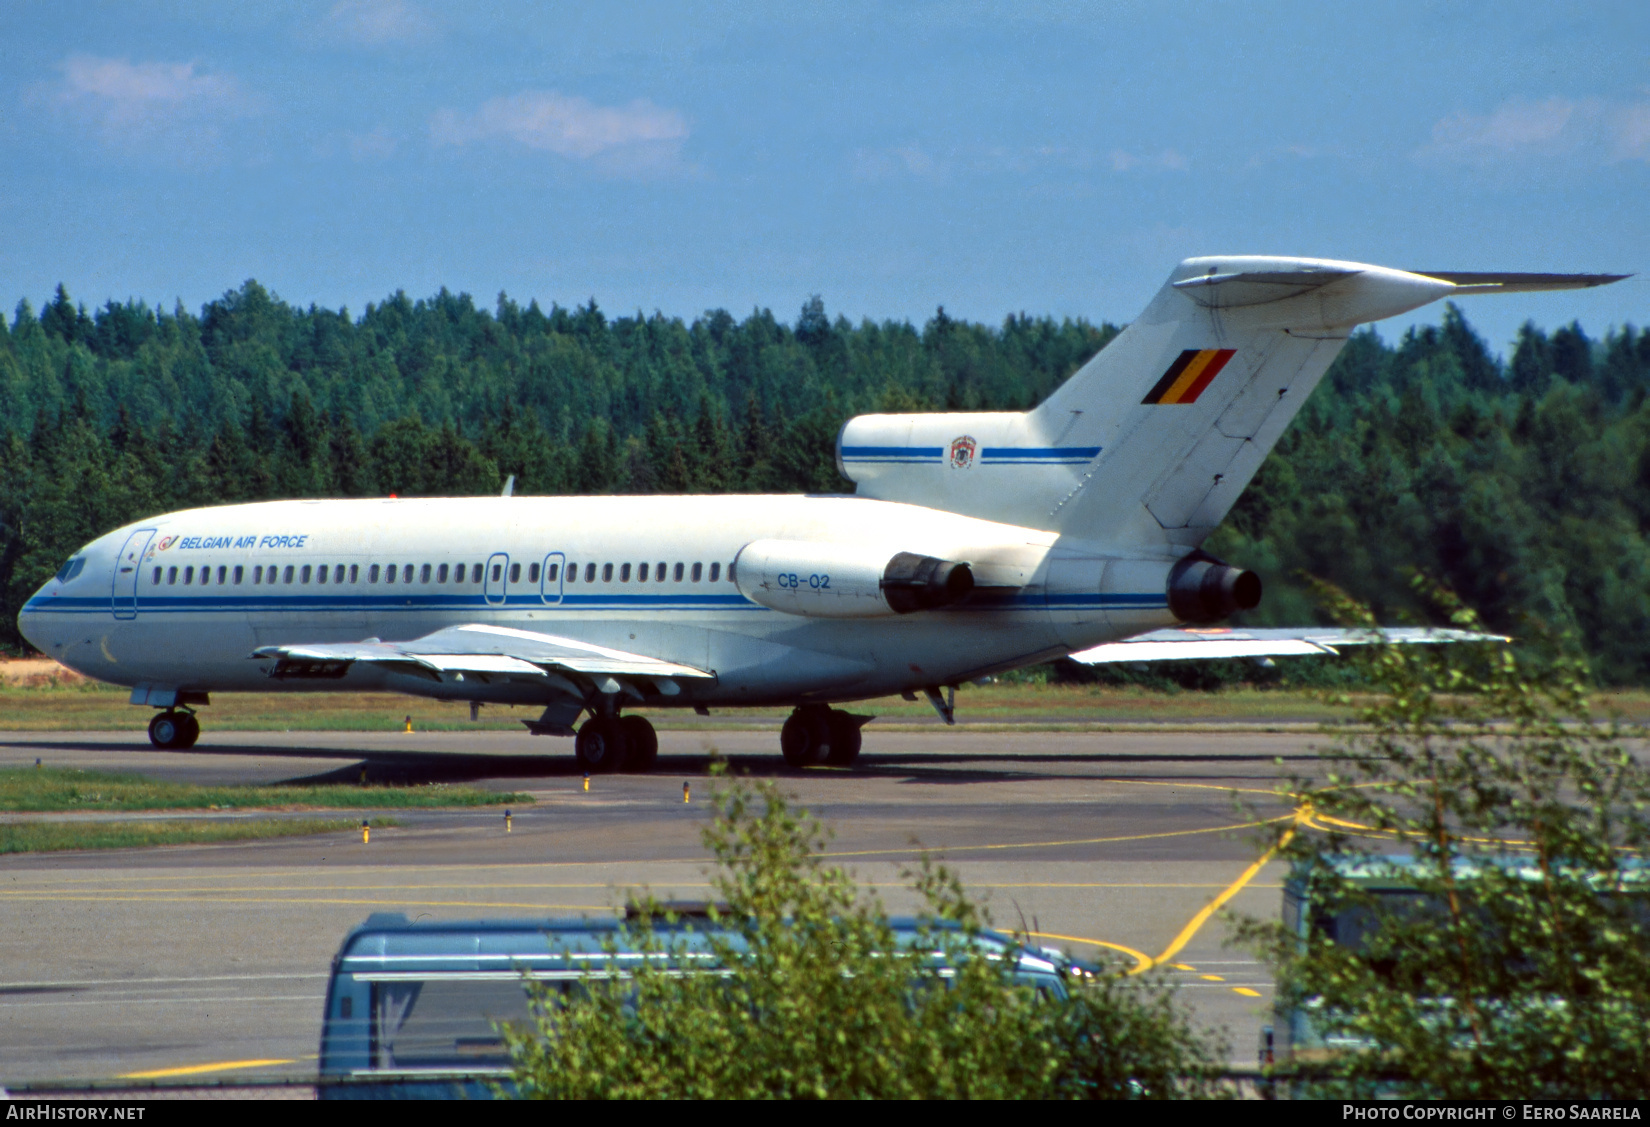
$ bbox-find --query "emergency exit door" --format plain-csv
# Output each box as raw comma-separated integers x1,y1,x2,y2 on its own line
484,552,510,606
111,529,156,620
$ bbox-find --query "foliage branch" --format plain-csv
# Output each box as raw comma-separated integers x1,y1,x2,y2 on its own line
502,773,1222,1099
1242,577,1650,1098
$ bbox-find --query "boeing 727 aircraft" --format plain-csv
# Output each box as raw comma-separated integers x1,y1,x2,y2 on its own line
16,257,1624,769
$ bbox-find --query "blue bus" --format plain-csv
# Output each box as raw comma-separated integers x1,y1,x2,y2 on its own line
319,910,1079,1099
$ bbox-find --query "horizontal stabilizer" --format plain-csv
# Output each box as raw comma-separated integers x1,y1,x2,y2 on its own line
1170,266,1360,308
1412,271,1630,294
1067,626,1507,664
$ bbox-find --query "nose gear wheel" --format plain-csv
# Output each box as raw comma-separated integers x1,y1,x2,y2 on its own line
147,710,200,749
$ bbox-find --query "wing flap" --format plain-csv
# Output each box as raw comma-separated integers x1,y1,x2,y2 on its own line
253,623,714,684
1067,626,1507,664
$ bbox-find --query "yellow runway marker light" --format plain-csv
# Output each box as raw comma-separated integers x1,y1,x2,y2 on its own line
583,775,589,792
683,781,690,803
404,715,413,733
361,820,369,844
504,810,512,833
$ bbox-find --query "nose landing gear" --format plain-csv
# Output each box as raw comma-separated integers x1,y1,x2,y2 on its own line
147,709,200,750
780,705,867,768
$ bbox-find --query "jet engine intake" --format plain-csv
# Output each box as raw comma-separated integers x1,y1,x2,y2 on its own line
1167,553,1262,623
734,540,974,618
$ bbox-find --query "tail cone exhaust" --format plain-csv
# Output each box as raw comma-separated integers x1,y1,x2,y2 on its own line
881,552,975,614
1168,553,1261,623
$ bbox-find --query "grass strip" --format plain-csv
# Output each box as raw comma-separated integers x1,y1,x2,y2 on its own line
1,682,1646,732
0,683,1366,730
0,817,395,854
0,767,529,813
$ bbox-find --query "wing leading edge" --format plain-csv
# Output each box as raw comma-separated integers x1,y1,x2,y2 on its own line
1067,626,1508,664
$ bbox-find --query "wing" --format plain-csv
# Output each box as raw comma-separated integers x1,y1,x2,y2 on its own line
1067,626,1508,664
252,623,713,696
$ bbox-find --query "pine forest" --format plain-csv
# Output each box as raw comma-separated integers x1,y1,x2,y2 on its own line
3,282,1648,682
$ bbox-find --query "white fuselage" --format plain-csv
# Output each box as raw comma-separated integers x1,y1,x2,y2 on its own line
19,494,1178,708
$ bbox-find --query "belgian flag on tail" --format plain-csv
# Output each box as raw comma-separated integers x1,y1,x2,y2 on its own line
1141,348,1236,405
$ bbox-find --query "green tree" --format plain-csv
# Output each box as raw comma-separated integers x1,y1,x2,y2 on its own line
1242,581,1650,1098
504,775,1222,1099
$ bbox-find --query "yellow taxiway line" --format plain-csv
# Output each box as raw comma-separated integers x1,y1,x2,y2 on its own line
1151,825,1295,969
120,1057,304,1079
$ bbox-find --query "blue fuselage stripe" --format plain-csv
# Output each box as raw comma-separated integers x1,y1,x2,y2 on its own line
839,446,944,461
980,447,1100,461
841,445,1100,465
25,591,1167,614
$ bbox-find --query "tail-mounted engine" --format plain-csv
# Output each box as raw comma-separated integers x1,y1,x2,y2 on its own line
1167,552,1261,623
734,540,974,618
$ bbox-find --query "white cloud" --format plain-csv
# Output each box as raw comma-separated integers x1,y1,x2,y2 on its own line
324,0,433,46
851,145,944,181
1108,148,1188,172
430,91,687,171
1611,102,1650,163
40,55,251,158
346,126,398,162
1428,97,1577,157
851,142,1178,183
53,55,241,128
1420,95,1650,165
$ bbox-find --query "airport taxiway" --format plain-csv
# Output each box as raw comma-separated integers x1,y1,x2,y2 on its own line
0,727,1325,1083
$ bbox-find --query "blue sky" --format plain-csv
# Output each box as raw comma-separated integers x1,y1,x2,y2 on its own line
2,1,1646,354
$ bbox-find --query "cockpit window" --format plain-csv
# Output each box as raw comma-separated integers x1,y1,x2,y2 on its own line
54,557,86,583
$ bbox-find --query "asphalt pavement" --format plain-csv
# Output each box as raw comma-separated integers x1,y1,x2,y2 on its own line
0,726,1326,1084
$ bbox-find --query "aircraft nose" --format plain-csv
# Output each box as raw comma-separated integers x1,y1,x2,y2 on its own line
17,583,53,652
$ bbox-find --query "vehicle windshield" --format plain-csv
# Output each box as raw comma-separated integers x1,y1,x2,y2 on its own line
326,922,1071,1075
1312,886,1650,988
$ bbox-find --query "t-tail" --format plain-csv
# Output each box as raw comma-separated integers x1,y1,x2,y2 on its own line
839,256,1625,561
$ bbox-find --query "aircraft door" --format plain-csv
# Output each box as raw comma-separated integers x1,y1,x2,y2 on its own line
484,552,510,607
541,552,565,605
111,529,156,620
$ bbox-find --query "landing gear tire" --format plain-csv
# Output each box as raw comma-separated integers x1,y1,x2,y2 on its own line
620,715,658,773
575,717,629,773
824,711,862,767
148,711,199,750
780,706,831,768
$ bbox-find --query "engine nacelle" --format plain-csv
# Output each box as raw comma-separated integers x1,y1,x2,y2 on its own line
733,540,975,618
1167,553,1262,623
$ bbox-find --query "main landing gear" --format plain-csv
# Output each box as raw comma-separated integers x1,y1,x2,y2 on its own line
564,705,867,773
574,714,659,774
780,705,867,769
147,709,200,750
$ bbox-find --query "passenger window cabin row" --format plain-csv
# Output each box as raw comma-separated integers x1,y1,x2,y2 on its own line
557,561,722,583
149,559,731,587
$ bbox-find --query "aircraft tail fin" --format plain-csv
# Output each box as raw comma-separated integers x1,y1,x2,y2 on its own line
839,257,1624,552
